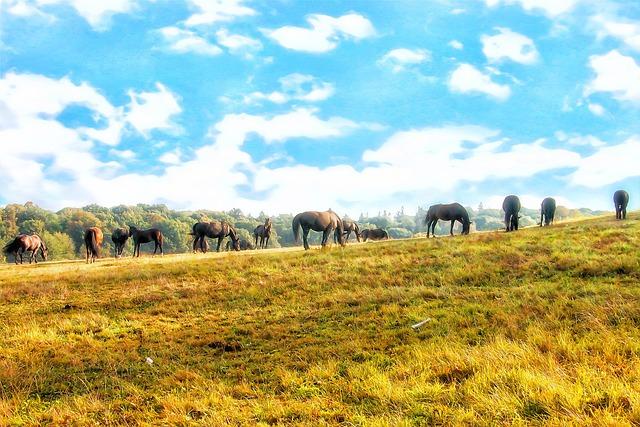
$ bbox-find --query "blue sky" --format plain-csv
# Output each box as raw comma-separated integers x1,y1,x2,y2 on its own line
1,0,638,216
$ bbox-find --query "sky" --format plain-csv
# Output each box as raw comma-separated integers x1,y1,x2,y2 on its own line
1,0,639,217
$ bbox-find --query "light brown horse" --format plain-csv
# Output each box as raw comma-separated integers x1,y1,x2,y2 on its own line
292,210,344,250
84,227,103,263
253,218,272,249
3,234,48,264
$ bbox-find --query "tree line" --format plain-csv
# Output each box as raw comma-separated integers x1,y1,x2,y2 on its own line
1,202,607,261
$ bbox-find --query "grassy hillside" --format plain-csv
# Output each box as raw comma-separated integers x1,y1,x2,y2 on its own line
0,214,638,425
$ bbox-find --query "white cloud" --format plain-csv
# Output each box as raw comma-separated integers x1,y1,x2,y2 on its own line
587,102,606,116
449,40,464,50
109,149,135,159
484,0,580,18
448,64,511,101
184,0,257,27
264,13,375,53
481,27,539,64
158,26,223,56
216,28,262,57
592,15,640,52
125,83,182,137
556,132,606,148
584,50,640,104
243,74,334,105
158,149,182,165
569,137,640,187
3,0,138,30
377,48,431,73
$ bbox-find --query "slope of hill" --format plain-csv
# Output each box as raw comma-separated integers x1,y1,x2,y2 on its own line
0,214,638,425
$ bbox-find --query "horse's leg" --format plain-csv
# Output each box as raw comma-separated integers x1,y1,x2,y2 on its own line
265,235,269,249
303,227,310,250
450,220,455,236
321,228,331,247
623,207,627,220
216,237,223,252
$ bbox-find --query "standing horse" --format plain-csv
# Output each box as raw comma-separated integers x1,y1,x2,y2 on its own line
111,228,129,258
253,218,272,249
540,197,556,227
292,210,344,250
3,234,48,264
361,229,389,242
503,195,521,232
614,190,629,220
129,226,163,257
191,221,240,252
424,203,471,238
334,219,361,243
84,227,103,263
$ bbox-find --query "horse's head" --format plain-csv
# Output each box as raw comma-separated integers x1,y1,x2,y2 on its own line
229,227,241,251
462,220,472,235
128,226,137,237
40,240,48,261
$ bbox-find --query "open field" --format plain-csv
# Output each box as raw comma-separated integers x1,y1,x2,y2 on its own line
1,214,639,425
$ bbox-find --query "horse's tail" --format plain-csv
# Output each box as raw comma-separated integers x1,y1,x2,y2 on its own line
189,223,197,236
540,203,544,227
3,238,20,254
89,229,99,258
292,214,301,243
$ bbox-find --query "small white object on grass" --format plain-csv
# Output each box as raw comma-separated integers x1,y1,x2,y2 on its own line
145,357,154,365
411,319,431,329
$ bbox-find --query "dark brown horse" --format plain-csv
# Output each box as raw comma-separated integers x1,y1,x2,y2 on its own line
292,210,344,250
253,218,272,249
129,226,163,257
424,203,471,238
84,227,103,263
226,238,254,251
540,197,556,227
334,218,360,243
503,195,521,232
191,221,240,252
361,229,389,242
614,190,629,220
111,228,129,258
3,234,48,264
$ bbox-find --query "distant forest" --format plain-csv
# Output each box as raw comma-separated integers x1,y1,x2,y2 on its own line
1,202,608,261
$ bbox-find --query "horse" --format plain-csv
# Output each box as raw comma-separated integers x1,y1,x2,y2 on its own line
614,190,629,220
540,197,556,227
253,218,272,249
84,227,103,263
191,221,240,252
129,226,163,257
423,203,471,238
111,228,129,258
502,195,521,232
292,210,344,250
3,234,48,264
334,218,360,243
226,239,254,251
361,229,389,242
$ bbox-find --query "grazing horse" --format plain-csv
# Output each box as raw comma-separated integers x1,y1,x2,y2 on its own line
502,195,521,232
226,239,254,251
614,190,629,220
129,226,163,257
111,228,129,258
361,229,389,242
191,221,240,252
424,203,471,238
253,218,272,249
3,234,48,264
292,210,344,250
84,227,103,263
334,219,361,243
540,197,556,227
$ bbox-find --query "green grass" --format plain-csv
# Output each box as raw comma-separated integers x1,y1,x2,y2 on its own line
1,214,639,425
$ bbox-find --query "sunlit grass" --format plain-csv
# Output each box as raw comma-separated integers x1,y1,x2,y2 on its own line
1,213,638,425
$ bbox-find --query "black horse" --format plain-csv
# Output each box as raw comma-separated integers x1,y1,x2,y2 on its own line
191,221,240,252
614,190,629,220
111,228,129,258
503,195,521,232
424,203,471,238
361,229,389,241
540,197,556,227
129,226,163,257
334,218,360,243
3,234,48,264
84,227,103,264
292,210,344,250
253,218,272,249
226,239,254,251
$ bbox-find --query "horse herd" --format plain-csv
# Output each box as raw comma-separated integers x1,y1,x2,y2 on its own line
2,190,631,265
